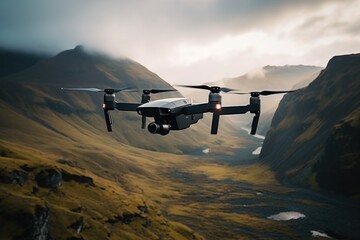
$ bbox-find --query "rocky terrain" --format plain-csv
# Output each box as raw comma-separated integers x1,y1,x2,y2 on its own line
261,53,360,196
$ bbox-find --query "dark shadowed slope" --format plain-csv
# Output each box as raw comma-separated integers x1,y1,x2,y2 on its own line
260,53,360,196
0,47,48,78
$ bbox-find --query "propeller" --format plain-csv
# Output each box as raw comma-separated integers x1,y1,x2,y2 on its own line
143,89,176,95
140,88,177,129
232,90,297,97
61,87,135,132
232,89,299,135
176,85,239,93
61,87,135,94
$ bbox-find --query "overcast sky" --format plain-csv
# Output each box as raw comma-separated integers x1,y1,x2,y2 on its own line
0,0,359,84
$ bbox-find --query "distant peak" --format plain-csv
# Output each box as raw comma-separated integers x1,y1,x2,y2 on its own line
263,64,321,70
74,45,85,52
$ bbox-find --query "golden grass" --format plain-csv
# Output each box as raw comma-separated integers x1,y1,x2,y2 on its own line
0,140,206,239
187,163,278,185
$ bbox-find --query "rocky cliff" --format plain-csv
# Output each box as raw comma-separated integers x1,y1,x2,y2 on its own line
260,54,360,196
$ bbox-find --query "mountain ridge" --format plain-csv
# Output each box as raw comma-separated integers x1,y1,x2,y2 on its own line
1,46,238,154
188,64,323,135
260,53,360,196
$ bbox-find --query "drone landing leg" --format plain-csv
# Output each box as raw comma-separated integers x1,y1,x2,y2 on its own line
250,113,260,135
211,111,220,134
141,116,146,129
104,109,112,132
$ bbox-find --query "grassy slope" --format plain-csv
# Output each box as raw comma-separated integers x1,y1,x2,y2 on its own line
0,140,204,240
0,97,286,239
0,46,287,239
0,108,284,240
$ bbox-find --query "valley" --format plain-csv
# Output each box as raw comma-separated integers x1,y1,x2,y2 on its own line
2,125,359,239
0,47,359,239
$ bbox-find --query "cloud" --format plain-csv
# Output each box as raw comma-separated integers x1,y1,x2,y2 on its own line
0,0,359,84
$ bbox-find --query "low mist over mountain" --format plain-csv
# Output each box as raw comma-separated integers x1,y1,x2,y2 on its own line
181,65,322,135
0,46,226,154
260,54,360,196
0,48,48,78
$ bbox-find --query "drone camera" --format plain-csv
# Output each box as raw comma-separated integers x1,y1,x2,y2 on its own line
148,122,170,135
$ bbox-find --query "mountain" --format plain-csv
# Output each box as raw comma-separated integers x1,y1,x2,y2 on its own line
0,46,213,239
260,54,360,196
0,46,258,239
1,47,359,239
180,65,323,135
0,46,235,154
0,48,48,78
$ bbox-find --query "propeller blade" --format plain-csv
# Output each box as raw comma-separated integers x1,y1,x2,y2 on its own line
220,87,239,93
144,89,177,94
112,87,134,93
232,90,297,96
61,87,104,92
176,85,240,93
176,85,212,91
61,87,134,93
259,90,297,96
151,89,176,94
103,109,112,132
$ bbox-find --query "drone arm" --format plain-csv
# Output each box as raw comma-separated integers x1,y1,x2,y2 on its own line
220,105,250,115
115,102,141,111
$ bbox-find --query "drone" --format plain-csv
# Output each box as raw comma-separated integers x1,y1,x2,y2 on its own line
61,85,296,135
